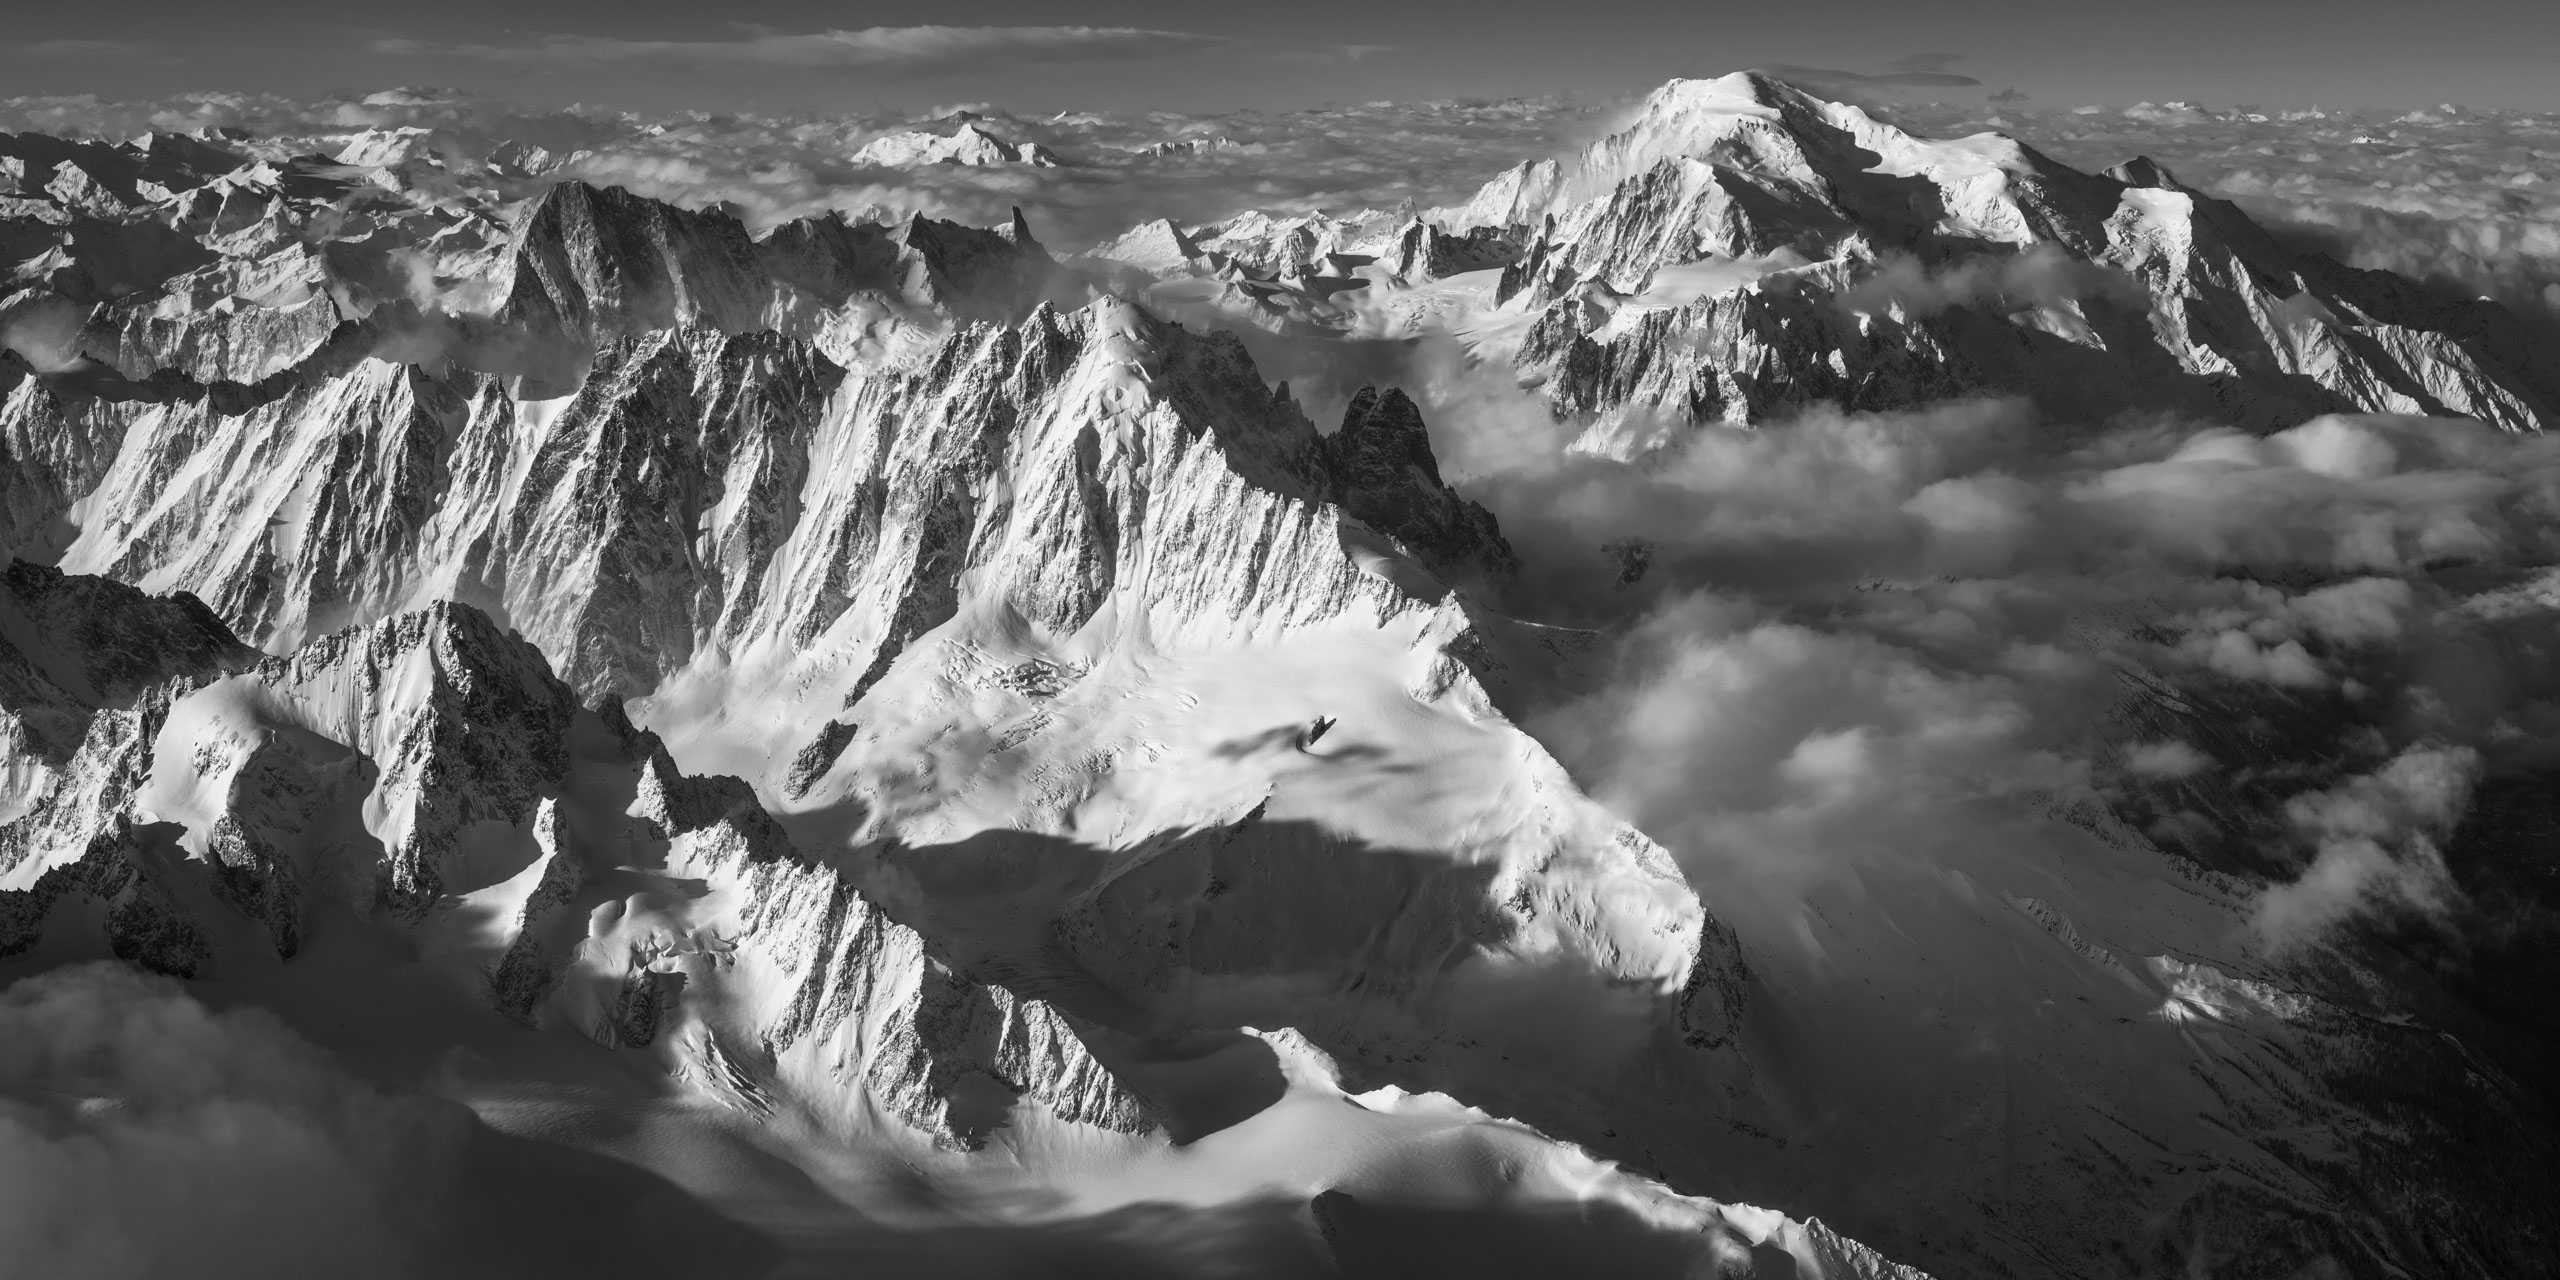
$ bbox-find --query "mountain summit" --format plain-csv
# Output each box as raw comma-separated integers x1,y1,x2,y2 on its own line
1124,69,2556,439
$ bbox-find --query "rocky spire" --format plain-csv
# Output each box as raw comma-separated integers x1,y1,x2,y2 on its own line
1321,387,1519,583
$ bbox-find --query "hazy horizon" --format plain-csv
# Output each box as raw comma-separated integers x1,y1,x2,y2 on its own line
5,4,2558,115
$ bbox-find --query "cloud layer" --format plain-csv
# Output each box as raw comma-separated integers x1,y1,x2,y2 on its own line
0,965,769,1280
1421,387,2560,957
0,965,469,1279
372,25,1224,69
1892,95,2560,332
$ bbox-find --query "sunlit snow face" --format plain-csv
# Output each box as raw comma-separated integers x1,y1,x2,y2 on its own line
1891,96,2560,333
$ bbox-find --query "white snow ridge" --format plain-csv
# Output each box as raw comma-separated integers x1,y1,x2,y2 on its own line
2,64,2557,1280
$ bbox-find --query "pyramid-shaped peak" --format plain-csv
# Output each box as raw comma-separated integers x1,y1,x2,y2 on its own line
1645,70,1824,114
1443,70,1853,222
2107,155,2189,190
1336,387,1443,486
1621,70,2017,164
1594,71,1850,159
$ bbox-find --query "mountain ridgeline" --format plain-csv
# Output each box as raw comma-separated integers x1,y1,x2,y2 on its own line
2,71,2555,1280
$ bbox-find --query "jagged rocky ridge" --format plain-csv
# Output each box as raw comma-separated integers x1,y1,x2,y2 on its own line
16,297,1518,695
0,593,1153,1148
0,124,1070,399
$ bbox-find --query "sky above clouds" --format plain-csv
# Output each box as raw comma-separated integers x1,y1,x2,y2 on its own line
7,1,2560,113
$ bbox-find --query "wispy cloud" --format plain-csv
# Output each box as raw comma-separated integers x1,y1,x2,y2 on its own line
6,38,166,61
1763,63,1985,89
371,24,1223,69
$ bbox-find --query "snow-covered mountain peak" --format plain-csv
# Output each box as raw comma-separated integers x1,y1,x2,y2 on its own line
333,125,441,169
853,122,1061,169
1448,68,2088,254
1102,71,2553,436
